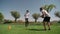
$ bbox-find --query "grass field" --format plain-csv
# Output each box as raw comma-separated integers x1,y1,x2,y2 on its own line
0,23,60,34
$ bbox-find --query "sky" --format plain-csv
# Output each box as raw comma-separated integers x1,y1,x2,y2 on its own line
0,0,60,21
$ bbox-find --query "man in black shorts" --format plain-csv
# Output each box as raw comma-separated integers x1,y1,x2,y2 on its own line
40,7,51,30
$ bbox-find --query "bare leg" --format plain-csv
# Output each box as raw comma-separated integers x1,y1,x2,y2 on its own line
43,22,46,30
47,22,51,30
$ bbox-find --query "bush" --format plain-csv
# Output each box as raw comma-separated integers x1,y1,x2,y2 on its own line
58,20,60,23
4,20,13,24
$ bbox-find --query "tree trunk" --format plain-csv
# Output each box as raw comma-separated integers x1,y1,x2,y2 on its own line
35,19,37,22
15,18,17,23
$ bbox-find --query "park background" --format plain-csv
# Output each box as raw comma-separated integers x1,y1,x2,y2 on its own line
0,0,60,34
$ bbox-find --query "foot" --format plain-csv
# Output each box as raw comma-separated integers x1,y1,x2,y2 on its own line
44,29,46,31
48,28,51,30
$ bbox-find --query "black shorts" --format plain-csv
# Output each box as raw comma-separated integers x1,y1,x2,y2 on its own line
25,18,28,23
43,17,50,22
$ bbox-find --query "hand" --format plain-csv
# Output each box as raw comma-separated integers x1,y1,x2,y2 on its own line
40,15,44,18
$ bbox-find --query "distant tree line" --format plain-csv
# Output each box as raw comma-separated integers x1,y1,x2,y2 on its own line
0,4,60,24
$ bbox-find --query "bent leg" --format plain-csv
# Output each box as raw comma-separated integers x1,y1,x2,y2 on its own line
43,22,46,30
47,22,51,30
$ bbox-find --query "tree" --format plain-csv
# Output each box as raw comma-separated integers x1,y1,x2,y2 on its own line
0,12,4,23
41,4,55,12
55,11,60,23
32,13,40,22
11,11,20,23
55,11,60,18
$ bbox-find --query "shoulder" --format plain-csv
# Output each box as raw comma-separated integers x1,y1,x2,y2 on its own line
42,9,45,12
42,9,47,13
27,12,30,15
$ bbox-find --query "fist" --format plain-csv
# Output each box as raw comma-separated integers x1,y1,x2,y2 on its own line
40,15,44,18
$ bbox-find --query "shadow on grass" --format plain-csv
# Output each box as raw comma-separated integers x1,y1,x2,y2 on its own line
28,29,45,31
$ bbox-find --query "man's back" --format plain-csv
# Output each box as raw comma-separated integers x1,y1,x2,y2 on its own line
42,9,50,17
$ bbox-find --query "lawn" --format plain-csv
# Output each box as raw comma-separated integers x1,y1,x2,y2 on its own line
0,23,60,34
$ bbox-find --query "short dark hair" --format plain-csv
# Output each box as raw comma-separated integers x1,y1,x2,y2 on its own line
40,7,43,11
26,10,29,12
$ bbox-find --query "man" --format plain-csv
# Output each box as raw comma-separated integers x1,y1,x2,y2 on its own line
40,7,51,30
24,10,30,27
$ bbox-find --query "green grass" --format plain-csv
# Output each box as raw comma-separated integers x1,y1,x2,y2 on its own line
0,23,60,34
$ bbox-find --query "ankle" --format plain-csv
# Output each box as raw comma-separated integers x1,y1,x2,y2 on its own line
48,28,51,30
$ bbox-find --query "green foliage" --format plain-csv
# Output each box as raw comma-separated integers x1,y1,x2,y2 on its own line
11,11,20,18
58,21,60,23
41,4,55,12
55,11,60,18
32,13,40,19
4,19,13,24
32,13,40,22
11,11,20,22
0,12,4,23
42,5,48,10
47,4,56,12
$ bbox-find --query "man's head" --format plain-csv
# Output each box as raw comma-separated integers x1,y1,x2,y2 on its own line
26,10,29,13
40,7,43,11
